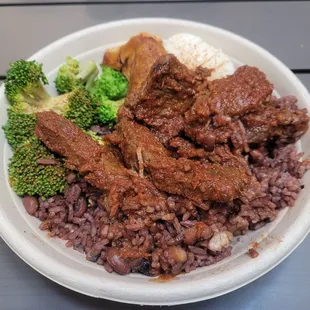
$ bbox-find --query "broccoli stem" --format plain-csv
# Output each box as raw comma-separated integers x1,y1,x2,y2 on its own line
21,84,51,106
85,70,99,91
78,61,99,88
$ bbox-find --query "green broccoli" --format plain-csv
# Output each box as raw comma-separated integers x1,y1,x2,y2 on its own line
3,59,97,153
51,88,96,130
3,88,95,152
90,65,128,101
2,104,37,150
96,98,125,125
89,65,128,126
55,57,99,94
3,60,100,199
8,137,67,198
4,60,50,106
5,87,95,131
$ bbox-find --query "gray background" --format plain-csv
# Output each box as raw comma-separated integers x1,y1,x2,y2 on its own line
0,1,309,309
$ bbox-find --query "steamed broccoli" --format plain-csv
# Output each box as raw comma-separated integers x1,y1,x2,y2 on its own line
89,65,128,125
51,88,96,129
3,59,97,155
5,86,95,128
8,137,67,198
4,60,50,106
90,65,128,101
55,57,99,94
3,60,101,199
96,98,125,125
3,88,95,152
2,104,37,150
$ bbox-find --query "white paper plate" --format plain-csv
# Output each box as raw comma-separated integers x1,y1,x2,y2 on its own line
0,18,309,306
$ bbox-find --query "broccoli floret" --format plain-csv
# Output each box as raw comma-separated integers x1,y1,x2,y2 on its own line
97,98,125,125
5,87,95,131
3,60,97,199
51,88,96,129
6,88,95,131
8,137,67,198
90,65,128,101
55,57,99,94
4,60,97,146
89,65,128,126
2,104,37,150
5,60,50,106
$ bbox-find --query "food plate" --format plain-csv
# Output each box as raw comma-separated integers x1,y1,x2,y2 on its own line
0,18,309,305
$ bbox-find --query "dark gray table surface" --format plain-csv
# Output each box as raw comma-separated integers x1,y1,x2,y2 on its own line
0,1,309,309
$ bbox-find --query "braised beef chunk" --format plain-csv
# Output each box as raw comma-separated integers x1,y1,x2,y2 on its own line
185,66,273,124
168,137,245,164
183,91,210,124
204,145,250,171
185,94,308,151
35,111,169,217
106,117,169,171
106,118,250,203
243,96,309,144
149,116,185,145
125,58,276,149
185,119,249,151
35,112,103,171
169,137,209,159
208,66,273,116
148,158,249,203
183,66,274,151
124,54,210,142
186,95,309,150
125,53,209,121
35,112,128,177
